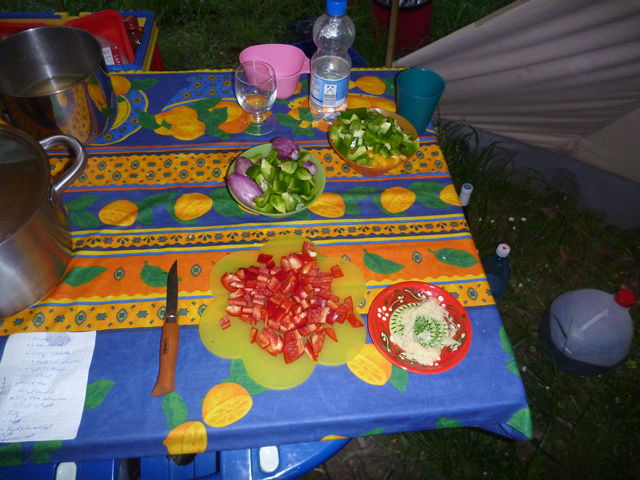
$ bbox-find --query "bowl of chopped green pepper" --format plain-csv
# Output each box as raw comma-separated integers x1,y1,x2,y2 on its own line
226,139,325,218
328,108,420,176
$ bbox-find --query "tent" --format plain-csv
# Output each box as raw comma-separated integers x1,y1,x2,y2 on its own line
394,0,640,229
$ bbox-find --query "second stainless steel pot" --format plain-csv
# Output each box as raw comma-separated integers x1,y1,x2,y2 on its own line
0,26,116,145
0,125,87,319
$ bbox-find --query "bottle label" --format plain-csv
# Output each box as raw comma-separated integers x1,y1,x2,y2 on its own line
310,74,348,108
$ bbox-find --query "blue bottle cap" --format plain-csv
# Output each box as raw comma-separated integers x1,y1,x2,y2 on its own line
327,0,347,16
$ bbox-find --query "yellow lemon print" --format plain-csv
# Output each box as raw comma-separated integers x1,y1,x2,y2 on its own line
154,106,206,141
439,184,461,206
111,75,131,97
202,382,253,428
347,343,392,386
321,434,348,441
98,200,138,226
88,83,108,110
347,95,372,109
368,97,396,112
355,76,386,95
175,193,213,221
308,192,346,218
380,187,416,213
287,98,310,128
211,101,246,134
288,97,308,110
163,421,208,455
112,96,131,129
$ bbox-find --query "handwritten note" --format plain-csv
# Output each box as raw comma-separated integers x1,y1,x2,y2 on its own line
0,331,96,443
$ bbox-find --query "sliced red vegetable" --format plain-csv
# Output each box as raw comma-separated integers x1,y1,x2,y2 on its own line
310,331,325,358
302,241,316,256
219,244,362,363
330,265,344,278
346,312,364,328
257,253,273,264
220,315,231,330
221,272,240,292
324,327,338,342
304,340,317,361
283,330,305,364
250,327,259,343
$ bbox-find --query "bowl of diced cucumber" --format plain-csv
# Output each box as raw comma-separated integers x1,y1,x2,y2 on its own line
328,108,420,177
226,138,326,218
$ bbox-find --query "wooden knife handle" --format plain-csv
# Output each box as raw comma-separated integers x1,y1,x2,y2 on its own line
152,322,179,397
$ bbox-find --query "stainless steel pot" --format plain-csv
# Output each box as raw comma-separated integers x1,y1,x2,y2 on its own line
0,125,87,319
0,26,115,145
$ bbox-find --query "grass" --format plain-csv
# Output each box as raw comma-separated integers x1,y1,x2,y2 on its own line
3,0,639,478
3,0,513,68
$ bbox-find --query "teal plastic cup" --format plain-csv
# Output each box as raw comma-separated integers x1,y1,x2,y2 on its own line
396,68,445,132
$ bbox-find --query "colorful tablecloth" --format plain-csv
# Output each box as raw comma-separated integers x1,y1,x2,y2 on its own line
0,69,531,466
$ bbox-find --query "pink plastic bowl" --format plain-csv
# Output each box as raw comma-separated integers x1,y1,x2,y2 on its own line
239,44,311,99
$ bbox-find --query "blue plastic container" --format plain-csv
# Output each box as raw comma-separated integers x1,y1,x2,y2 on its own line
539,288,636,375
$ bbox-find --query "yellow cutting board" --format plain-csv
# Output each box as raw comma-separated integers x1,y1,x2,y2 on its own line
199,235,366,390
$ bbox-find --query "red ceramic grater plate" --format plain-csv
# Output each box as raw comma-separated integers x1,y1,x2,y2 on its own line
368,281,472,374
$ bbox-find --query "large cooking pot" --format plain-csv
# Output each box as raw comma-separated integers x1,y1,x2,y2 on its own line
0,125,87,319
0,26,115,145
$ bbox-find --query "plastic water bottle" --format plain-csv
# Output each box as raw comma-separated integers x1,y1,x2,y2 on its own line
309,0,355,122
539,289,636,375
481,244,511,302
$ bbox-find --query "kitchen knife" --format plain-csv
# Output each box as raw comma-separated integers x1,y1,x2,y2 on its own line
152,260,179,397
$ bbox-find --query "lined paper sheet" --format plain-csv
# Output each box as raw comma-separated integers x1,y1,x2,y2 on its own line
0,331,97,442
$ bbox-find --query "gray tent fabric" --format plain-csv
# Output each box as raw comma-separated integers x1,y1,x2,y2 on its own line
394,0,640,184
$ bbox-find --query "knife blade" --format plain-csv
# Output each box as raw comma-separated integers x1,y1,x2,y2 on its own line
152,260,179,397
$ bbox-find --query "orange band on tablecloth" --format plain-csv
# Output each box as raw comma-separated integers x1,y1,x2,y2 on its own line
1,234,493,335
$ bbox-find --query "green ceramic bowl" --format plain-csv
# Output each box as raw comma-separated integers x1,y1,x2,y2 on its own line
227,143,326,218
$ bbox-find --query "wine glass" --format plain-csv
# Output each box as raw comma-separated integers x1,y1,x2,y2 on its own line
234,61,277,136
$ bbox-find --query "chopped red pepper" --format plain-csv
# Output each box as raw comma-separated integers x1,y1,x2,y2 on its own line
324,327,338,342
330,264,344,278
219,245,361,363
219,315,231,330
257,253,273,264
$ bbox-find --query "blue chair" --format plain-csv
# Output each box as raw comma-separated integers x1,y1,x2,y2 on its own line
140,439,349,479
0,439,349,480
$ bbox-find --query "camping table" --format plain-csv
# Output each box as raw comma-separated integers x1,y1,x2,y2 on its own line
0,68,532,467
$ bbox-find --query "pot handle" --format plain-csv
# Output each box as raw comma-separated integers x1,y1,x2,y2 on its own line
39,134,88,208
